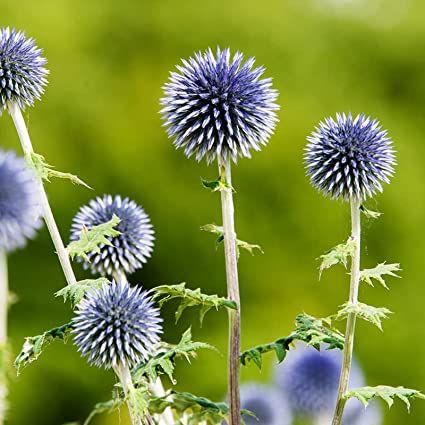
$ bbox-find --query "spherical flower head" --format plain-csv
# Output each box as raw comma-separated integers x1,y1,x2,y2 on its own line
161,47,279,164
0,149,42,252
0,28,48,112
239,384,292,425
305,113,396,200
70,195,155,277
275,344,365,424
72,280,162,369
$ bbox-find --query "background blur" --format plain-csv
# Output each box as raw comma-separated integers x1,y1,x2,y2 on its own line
1,0,425,423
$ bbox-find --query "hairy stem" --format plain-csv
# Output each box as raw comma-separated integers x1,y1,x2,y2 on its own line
332,199,361,425
219,158,241,425
7,102,77,286
0,250,7,424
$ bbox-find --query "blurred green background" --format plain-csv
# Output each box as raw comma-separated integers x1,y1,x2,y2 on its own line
1,0,425,423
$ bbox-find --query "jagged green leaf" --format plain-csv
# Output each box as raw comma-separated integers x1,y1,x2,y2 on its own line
201,176,234,192
132,328,216,385
28,152,92,189
55,278,109,307
319,238,356,277
152,283,237,325
335,302,392,331
345,386,425,411
66,215,121,261
83,390,125,425
360,205,382,219
240,313,344,370
14,322,73,375
360,263,401,289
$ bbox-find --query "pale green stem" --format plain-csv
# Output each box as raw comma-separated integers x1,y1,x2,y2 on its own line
7,102,77,286
0,249,7,424
218,158,241,425
332,199,361,425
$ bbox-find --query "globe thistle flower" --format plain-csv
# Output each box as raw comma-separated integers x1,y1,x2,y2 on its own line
161,47,279,163
70,195,155,277
0,28,48,112
305,113,396,200
0,149,42,252
239,384,292,425
275,344,365,424
72,280,162,369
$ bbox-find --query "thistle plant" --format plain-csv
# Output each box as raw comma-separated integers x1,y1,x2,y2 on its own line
161,47,278,424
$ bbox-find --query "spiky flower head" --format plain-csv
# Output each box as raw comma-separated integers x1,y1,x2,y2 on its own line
0,28,48,112
239,384,292,425
275,344,365,424
161,47,279,164
0,149,42,252
72,280,162,369
305,113,395,200
70,195,155,277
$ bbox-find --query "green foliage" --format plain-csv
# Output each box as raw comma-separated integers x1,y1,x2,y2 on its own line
200,223,263,256
55,278,109,307
319,238,356,277
66,215,121,261
360,263,401,289
28,152,92,189
345,386,425,411
153,283,237,325
132,328,216,385
83,390,125,425
240,313,344,370
335,302,392,331
201,176,234,192
360,205,382,219
14,322,73,375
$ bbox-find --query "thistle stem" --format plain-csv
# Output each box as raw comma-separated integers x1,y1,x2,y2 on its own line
0,249,8,424
218,158,241,425
7,102,77,286
332,199,361,425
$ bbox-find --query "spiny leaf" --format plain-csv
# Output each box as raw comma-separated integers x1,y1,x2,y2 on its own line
334,302,392,331
132,328,216,385
360,263,401,289
128,386,150,419
319,238,356,277
201,176,234,192
240,313,344,370
14,322,73,375
83,390,125,425
55,278,109,307
360,205,382,219
28,152,92,189
152,283,237,325
66,215,121,261
345,386,425,411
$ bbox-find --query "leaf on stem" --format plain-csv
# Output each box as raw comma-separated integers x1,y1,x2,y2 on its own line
83,390,125,425
360,205,382,219
201,176,234,192
360,263,401,289
55,278,109,307
319,238,356,277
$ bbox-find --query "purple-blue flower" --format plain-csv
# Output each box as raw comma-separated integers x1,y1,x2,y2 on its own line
0,149,42,252
305,113,395,200
0,28,48,112
70,195,155,277
161,47,279,163
72,280,162,369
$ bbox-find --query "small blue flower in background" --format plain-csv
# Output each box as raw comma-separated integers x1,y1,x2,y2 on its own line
0,28,48,111
161,47,279,163
0,149,42,252
305,113,395,200
70,195,155,277
72,280,162,369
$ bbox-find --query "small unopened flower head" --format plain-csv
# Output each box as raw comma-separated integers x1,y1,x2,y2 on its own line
240,384,292,425
70,195,155,277
0,28,48,112
0,150,42,252
305,113,396,200
161,47,279,163
275,344,365,424
72,280,162,369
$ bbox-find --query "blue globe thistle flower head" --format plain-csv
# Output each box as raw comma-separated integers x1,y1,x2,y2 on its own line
239,384,292,425
305,113,396,200
72,280,162,369
275,344,365,424
0,28,48,112
0,149,42,252
70,195,155,277
161,47,279,164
